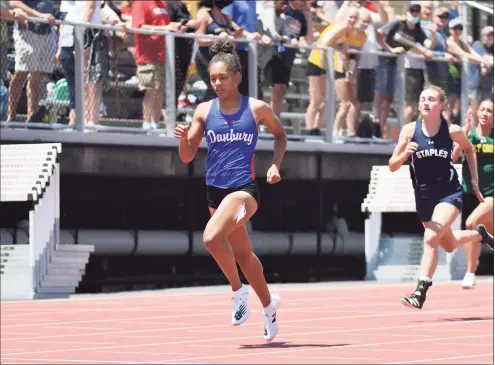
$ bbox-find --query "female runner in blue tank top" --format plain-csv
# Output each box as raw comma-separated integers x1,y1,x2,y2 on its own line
389,86,494,310
175,39,287,342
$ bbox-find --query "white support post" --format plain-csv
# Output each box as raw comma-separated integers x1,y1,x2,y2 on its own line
247,40,258,99
165,34,176,137
324,48,336,143
365,212,382,280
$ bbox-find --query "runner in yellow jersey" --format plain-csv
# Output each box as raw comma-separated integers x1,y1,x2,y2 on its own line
453,99,494,289
305,6,369,138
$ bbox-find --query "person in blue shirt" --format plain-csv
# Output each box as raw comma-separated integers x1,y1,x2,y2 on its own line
175,38,287,342
222,0,263,97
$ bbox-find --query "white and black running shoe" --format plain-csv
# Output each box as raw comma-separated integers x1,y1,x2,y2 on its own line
263,293,281,342
400,279,432,310
232,284,250,326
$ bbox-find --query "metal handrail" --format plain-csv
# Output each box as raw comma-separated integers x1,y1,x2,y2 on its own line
25,15,464,63
3,15,482,143
463,0,494,14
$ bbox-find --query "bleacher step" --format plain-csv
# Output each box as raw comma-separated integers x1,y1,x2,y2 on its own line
1,261,87,271
57,244,95,253
1,266,85,276
40,278,82,288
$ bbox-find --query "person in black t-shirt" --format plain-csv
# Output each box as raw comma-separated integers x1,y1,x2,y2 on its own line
166,1,202,102
264,0,313,119
373,1,433,138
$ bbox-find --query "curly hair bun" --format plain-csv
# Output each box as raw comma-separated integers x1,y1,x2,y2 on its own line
210,38,236,58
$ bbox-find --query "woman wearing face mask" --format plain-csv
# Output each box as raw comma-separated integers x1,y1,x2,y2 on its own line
374,1,433,138
305,6,367,138
195,0,245,102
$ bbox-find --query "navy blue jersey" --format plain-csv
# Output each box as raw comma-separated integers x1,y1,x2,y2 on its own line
409,119,461,194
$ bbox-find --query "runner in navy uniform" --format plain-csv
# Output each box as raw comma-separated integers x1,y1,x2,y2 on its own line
389,86,494,310
175,39,287,341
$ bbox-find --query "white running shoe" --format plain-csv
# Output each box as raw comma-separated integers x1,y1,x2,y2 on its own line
263,293,281,342
461,273,476,289
232,285,250,326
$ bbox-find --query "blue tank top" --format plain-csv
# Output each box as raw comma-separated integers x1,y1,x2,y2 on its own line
409,119,461,194
204,96,258,189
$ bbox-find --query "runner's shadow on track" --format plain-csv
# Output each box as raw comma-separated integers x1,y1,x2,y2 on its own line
412,316,493,323
239,342,349,350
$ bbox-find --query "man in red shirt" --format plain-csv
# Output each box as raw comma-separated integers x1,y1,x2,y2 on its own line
132,0,186,130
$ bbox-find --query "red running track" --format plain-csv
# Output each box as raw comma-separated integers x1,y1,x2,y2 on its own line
1,280,493,364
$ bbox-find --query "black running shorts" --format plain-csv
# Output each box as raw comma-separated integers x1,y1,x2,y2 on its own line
206,180,260,210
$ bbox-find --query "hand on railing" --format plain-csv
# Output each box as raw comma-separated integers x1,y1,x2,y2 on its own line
246,32,262,41
166,22,187,34
232,27,245,38
260,35,272,46
446,53,459,64
423,50,433,61
39,12,56,26
390,47,406,55
11,8,29,25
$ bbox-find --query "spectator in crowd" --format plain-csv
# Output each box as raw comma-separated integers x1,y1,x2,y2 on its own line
194,0,241,102
101,0,130,122
119,0,135,60
423,7,455,93
305,5,367,138
162,0,202,116
1,2,28,88
101,2,129,63
380,0,395,20
419,0,434,28
120,0,132,21
446,18,486,124
309,1,333,34
334,6,369,138
167,0,202,99
316,0,344,22
256,0,290,84
445,0,459,36
58,0,74,19
7,0,56,122
222,0,265,97
0,1,28,22
184,0,200,19
267,0,313,119
57,0,107,129
374,1,433,137
55,0,76,126
468,25,494,124
353,1,388,136
400,4,434,127
131,0,187,131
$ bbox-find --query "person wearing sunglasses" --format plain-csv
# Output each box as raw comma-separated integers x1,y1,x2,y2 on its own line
422,8,456,105
374,1,434,137
445,19,487,126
